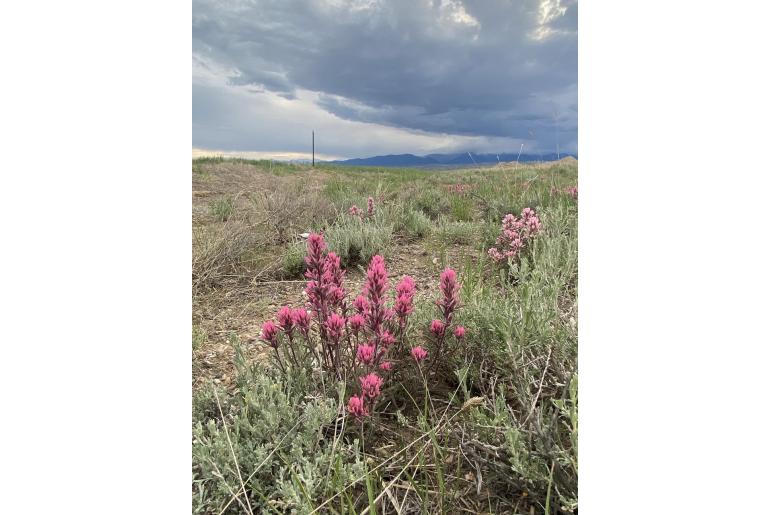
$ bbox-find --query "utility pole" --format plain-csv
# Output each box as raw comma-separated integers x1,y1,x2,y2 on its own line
312,131,315,167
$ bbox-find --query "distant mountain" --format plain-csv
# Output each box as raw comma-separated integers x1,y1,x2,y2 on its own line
331,152,576,167
331,154,440,166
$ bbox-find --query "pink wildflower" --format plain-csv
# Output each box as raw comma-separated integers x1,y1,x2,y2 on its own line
277,306,294,335
292,308,311,335
325,313,346,340
260,320,279,348
357,344,376,364
430,319,446,336
348,313,365,333
381,331,396,347
396,275,416,297
304,233,327,279
328,285,345,305
349,205,362,217
521,208,541,234
304,233,335,313
325,252,345,287
367,196,375,217
411,346,428,362
488,248,503,261
379,361,393,371
365,255,388,301
347,395,369,418
488,209,541,264
437,268,460,323
363,255,389,335
353,295,369,314
454,325,466,339
394,276,416,319
360,373,384,399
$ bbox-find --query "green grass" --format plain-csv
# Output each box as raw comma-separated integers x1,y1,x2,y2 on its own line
435,219,481,245
323,212,394,267
398,208,433,240
208,196,234,222
192,325,207,351
193,156,306,176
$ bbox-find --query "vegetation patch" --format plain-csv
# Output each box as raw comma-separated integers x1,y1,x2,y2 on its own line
192,158,578,513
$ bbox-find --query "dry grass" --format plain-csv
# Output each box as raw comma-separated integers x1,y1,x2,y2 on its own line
192,160,333,291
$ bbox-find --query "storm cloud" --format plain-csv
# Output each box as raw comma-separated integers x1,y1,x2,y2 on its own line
193,0,577,158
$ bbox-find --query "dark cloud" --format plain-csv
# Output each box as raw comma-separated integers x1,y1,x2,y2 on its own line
193,0,577,155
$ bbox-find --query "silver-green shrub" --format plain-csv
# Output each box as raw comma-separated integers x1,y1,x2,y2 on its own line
192,347,363,514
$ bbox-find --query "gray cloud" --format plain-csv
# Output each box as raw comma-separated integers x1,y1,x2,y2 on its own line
193,0,577,156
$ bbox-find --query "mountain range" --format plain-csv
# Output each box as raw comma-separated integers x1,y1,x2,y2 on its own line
329,152,576,167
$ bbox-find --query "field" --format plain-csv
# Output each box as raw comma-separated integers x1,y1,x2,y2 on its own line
192,157,578,514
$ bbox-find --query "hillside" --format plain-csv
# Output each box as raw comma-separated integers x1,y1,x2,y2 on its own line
331,151,577,167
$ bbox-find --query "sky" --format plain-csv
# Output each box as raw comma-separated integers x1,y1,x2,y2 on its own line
192,0,577,160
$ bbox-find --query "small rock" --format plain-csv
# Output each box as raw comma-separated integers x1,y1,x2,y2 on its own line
300,232,310,239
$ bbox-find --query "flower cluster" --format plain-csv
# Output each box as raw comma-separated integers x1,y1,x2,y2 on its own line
258,307,312,371
487,207,542,263
260,320,279,348
348,196,377,220
258,231,467,423
394,276,415,326
445,183,474,196
411,346,428,361
258,233,349,374
426,268,465,372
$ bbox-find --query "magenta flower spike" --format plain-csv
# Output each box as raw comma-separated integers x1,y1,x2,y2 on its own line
359,373,384,399
411,346,428,362
356,344,376,364
347,395,369,418
260,320,279,348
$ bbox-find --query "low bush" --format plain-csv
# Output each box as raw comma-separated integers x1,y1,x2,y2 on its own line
323,213,394,267
281,240,308,278
192,221,256,290
449,194,475,222
192,352,364,514
394,207,432,240
412,188,449,219
436,220,479,245
192,325,207,351
249,184,336,244
209,196,234,222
